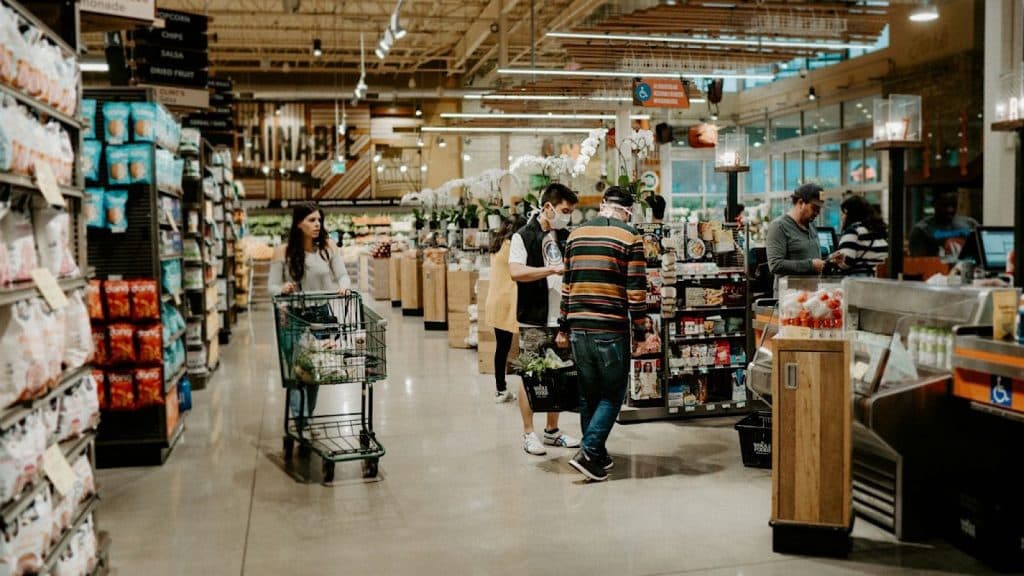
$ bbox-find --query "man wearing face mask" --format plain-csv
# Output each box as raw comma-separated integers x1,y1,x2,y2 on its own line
509,183,581,456
556,186,648,481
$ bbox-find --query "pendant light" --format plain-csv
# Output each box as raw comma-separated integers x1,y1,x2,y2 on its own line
909,0,939,22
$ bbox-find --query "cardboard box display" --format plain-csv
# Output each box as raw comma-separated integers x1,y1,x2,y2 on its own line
448,311,472,348
447,270,479,312
478,337,519,375
400,255,423,310
371,258,390,301
423,262,448,323
389,256,402,302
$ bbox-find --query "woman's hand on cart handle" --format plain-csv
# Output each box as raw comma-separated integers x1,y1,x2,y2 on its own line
338,287,351,296
282,282,298,294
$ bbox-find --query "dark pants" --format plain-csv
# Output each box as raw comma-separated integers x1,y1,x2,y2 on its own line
494,328,514,393
570,330,629,459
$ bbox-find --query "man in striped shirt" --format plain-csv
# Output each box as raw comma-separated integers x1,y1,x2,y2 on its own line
556,187,648,481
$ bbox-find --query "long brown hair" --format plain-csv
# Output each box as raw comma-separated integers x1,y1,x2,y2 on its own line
285,202,332,283
489,215,520,253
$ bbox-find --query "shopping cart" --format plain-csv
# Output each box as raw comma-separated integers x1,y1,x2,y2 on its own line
273,291,387,481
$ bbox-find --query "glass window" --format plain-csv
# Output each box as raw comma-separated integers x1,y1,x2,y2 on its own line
863,147,881,184
770,155,784,192
671,196,703,219
843,96,876,128
785,152,801,190
772,113,802,141
845,140,866,184
803,153,818,182
671,160,703,194
770,198,788,219
819,197,842,231
818,143,842,188
706,166,728,195
804,105,840,135
743,158,766,196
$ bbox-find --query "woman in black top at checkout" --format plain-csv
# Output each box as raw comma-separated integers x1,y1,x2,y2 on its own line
831,195,889,277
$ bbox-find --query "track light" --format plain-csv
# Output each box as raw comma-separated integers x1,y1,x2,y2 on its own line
274,105,282,116
909,0,939,22
400,164,408,173
463,153,472,161
261,165,270,175
373,153,382,163
415,106,423,117
235,153,243,163
438,137,447,148
808,87,817,101
416,136,424,147
338,122,346,135
390,11,407,40
375,47,386,59
312,38,322,57
420,165,427,173
377,165,384,173
297,165,305,173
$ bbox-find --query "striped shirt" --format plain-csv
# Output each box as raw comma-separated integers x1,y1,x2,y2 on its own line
836,223,888,276
559,216,647,333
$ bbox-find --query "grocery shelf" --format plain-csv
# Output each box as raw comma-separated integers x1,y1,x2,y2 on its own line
618,399,756,423
5,0,77,56
167,327,187,346
0,431,96,529
0,364,91,429
0,171,83,199
669,364,747,376
160,253,183,262
157,186,182,199
40,494,101,574
676,306,746,314
671,332,747,343
0,81,82,129
164,363,187,393
0,275,87,307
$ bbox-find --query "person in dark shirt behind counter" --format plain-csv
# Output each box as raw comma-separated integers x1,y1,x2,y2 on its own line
909,190,979,261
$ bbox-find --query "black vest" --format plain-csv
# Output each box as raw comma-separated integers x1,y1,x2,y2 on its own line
514,218,569,326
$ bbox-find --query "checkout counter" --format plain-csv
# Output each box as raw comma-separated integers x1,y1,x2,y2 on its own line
750,278,1017,544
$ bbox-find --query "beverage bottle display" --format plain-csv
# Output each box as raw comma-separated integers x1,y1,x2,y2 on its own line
907,326,920,363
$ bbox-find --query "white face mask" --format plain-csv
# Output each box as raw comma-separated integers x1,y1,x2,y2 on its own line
600,202,632,221
546,205,571,230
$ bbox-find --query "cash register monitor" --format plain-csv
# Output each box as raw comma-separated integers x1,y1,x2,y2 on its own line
977,227,1014,272
816,227,838,260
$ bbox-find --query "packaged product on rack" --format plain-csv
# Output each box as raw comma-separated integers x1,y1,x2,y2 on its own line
1,207,38,284
106,323,135,364
778,282,846,338
129,279,159,321
102,280,131,320
41,394,59,440
56,374,100,441
81,139,101,182
126,143,153,185
90,327,107,367
106,371,134,410
0,299,47,405
62,291,93,371
0,488,52,575
134,367,162,407
102,102,131,144
161,260,182,296
179,128,200,153
129,102,158,142
92,369,106,410
38,300,64,385
178,376,192,412
136,324,162,364
81,99,96,139
0,410,46,504
33,208,79,278
103,189,128,233
84,188,105,229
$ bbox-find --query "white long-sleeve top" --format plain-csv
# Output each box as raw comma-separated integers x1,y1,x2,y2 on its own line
269,246,351,295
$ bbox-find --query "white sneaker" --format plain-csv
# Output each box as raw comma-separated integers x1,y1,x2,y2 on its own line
494,390,516,403
522,432,547,455
543,430,581,448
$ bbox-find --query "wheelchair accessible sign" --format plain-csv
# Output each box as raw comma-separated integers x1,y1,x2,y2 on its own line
990,375,1013,407
632,78,690,109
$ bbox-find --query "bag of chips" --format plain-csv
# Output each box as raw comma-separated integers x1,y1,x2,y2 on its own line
90,327,107,366
107,372,134,410
86,280,104,321
104,188,128,233
103,280,131,320
130,279,160,321
136,324,162,364
135,368,162,407
107,323,135,364
1,208,38,284
92,369,107,410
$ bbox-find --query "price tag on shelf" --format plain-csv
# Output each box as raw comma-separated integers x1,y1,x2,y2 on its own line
737,402,747,408
43,444,76,496
684,406,695,412
31,268,68,310
706,404,716,411
33,161,65,208
669,407,678,414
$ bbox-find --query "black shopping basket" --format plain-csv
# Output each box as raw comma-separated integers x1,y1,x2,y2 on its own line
735,411,772,469
522,366,579,413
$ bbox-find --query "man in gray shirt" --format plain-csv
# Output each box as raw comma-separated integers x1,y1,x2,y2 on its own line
766,184,826,278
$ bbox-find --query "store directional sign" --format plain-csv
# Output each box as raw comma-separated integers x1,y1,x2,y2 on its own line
183,116,233,130
155,8,207,32
136,64,208,88
132,27,208,50
633,77,690,109
133,45,208,70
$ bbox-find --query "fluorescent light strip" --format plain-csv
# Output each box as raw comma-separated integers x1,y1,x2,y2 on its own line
422,126,593,134
546,31,874,51
81,62,109,72
441,112,650,120
463,93,707,104
498,67,774,81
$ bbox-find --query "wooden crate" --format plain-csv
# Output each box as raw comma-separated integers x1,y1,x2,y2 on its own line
771,338,852,556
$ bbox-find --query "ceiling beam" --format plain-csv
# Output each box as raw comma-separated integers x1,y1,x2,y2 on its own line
448,0,520,76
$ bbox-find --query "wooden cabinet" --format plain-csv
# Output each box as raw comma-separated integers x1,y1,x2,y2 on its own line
400,254,423,315
771,338,852,556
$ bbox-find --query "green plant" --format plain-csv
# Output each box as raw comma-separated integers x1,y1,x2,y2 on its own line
510,352,564,377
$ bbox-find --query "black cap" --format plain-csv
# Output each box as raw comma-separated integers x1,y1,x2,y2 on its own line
603,186,634,208
792,183,825,206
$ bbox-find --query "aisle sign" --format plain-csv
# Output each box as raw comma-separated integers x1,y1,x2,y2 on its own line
33,161,65,208
80,0,154,22
142,85,209,109
633,78,690,109
43,444,76,496
32,268,68,310
991,375,1013,407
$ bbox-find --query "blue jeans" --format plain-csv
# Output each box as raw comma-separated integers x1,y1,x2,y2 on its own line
570,331,629,459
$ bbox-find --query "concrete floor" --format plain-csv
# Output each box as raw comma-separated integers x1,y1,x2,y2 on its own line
97,302,995,576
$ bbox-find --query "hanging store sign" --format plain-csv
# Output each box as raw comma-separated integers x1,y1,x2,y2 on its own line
142,84,209,109
633,78,690,109
132,27,208,50
80,0,154,22
331,161,347,175
132,44,208,70
135,64,208,88
155,8,208,32
183,115,233,130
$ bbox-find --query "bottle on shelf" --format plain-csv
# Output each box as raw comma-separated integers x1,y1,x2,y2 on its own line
906,325,920,363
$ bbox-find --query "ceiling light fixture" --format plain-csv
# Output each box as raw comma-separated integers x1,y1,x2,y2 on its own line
400,164,408,173
545,31,874,51
437,137,447,148
261,165,270,175
420,165,427,173
415,106,423,117
377,165,384,173
462,153,472,161
390,10,407,40
498,67,774,81
423,126,595,134
463,93,707,104
416,136,424,147
375,47,386,59
440,112,651,121
297,165,305,173
808,87,817,101
81,60,109,73
312,38,322,57
373,153,382,163
909,0,939,22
